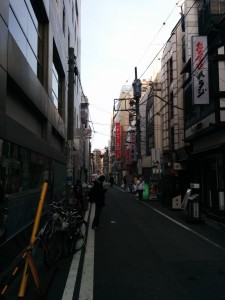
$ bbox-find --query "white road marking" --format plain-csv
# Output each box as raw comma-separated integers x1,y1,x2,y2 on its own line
62,209,90,300
62,251,82,300
78,204,95,300
143,202,225,251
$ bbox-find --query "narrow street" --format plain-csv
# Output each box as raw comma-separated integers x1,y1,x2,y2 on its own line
92,187,225,300
3,186,225,300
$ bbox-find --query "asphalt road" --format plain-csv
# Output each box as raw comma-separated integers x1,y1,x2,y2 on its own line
2,186,225,299
93,187,225,300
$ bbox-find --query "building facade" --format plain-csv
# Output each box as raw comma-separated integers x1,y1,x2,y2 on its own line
182,0,225,220
0,0,84,242
143,0,225,220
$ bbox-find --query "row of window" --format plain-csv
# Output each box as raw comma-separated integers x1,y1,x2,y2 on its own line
9,0,42,78
8,0,78,115
0,140,52,195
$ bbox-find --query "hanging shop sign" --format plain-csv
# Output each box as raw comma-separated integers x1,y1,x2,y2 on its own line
192,36,209,104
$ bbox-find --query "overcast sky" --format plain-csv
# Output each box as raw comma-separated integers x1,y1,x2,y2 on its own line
81,0,183,151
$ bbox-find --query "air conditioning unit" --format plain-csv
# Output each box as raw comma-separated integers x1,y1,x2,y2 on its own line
173,163,183,170
172,195,182,209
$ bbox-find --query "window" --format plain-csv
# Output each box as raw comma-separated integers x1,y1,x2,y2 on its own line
169,127,174,150
68,30,70,55
52,63,59,109
211,1,225,14
52,41,65,116
72,2,74,24
169,92,174,120
75,0,79,19
9,0,44,82
181,13,185,32
182,36,186,63
167,56,173,87
63,2,66,34
0,140,51,194
169,57,173,84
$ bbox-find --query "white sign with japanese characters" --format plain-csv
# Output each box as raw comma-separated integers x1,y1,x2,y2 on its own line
192,36,209,104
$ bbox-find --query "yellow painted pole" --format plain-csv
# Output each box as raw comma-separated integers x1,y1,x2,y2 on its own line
18,181,48,298
30,181,48,243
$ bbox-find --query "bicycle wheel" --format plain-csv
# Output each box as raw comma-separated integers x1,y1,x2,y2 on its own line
62,229,75,257
43,230,64,266
75,220,87,252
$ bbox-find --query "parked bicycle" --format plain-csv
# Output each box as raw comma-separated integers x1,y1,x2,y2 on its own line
42,201,87,264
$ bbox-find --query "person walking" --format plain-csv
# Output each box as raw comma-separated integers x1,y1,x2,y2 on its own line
136,177,145,202
89,175,106,230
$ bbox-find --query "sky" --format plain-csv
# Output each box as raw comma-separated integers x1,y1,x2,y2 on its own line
81,0,183,151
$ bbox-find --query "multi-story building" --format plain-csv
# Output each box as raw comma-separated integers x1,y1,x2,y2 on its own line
109,1,225,222
181,0,225,220
111,81,152,184
0,0,85,242
146,0,225,219
144,75,162,180
110,85,132,183
159,14,187,202
92,149,102,176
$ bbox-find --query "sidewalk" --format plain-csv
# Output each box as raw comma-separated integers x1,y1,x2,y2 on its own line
129,191,225,233
117,184,225,231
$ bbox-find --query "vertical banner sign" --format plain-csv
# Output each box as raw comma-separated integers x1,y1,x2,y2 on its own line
115,122,121,159
192,36,209,104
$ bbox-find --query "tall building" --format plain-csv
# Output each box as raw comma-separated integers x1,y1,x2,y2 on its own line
181,0,225,219
0,0,82,241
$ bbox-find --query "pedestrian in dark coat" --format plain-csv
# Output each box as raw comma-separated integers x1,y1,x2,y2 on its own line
89,175,106,230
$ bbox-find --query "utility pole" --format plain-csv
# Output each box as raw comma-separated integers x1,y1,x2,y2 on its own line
66,47,75,200
132,67,142,176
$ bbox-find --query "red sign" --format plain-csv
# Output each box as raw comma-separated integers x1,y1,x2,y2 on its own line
115,122,121,159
